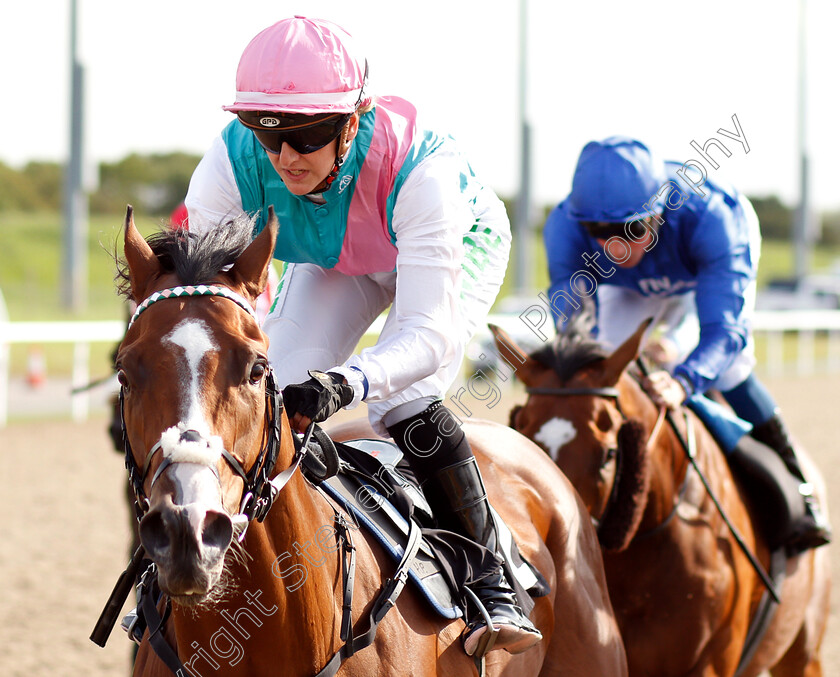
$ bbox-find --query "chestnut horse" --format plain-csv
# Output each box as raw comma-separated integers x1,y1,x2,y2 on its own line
491,317,831,677
113,207,627,676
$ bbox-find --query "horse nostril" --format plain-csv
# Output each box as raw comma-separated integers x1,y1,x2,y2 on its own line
139,510,170,558
180,429,202,443
202,510,233,551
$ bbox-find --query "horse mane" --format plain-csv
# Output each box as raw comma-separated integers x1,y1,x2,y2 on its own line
530,302,608,381
115,214,257,299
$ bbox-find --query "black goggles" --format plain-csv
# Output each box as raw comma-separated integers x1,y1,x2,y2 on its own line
237,111,352,155
580,219,650,240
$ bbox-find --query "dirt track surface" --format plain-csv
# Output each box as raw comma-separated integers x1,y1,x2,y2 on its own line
0,374,837,677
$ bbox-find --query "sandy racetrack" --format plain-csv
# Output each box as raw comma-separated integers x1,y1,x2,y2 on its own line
0,374,836,676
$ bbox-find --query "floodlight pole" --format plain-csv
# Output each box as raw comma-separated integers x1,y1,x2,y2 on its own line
793,0,811,286
62,0,88,312
514,0,532,297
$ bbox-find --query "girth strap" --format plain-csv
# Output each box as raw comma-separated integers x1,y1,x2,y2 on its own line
314,516,423,677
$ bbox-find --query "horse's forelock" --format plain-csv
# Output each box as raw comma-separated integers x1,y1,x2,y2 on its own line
117,214,257,298
531,305,609,382
151,217,255,285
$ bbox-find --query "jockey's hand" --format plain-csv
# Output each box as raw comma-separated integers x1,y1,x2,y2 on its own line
283,371,354,433
641,370,687,410
643,337,678,369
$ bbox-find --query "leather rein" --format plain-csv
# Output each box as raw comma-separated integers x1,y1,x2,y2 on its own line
121,285,290,527
527,370,780,603
524,381,682,540
93,284,420,677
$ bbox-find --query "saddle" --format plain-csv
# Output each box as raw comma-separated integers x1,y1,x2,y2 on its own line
685,393,805,550
305,435,549,619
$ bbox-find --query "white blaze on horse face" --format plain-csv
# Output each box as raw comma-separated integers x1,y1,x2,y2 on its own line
164,319,218,431
158,319,226,509
159,319,224,465
534,417,577,461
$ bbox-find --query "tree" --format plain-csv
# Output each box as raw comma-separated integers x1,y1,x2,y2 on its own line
747,195,793,241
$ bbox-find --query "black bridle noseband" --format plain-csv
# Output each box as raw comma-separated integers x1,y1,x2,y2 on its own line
120,368,285,525
119,284,295,526
525,386,621,399
524,384,627,531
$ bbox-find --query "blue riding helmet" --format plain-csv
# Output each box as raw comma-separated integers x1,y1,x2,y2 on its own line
568,136,667,223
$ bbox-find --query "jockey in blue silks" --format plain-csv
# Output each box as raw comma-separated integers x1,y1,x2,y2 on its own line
543,136,830,555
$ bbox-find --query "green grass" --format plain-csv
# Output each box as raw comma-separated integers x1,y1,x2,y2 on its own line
0,211,162,378
2,210,839,378
0,210,162,321
496,231,840,303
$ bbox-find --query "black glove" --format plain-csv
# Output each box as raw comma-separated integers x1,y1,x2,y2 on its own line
283,370,355,423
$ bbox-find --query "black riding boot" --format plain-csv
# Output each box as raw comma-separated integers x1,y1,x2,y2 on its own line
751,413,831,555
387,402,542,657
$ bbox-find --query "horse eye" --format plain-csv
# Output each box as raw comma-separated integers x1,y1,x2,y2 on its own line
603,447,617,466
117,369,130,390
249,361,267,385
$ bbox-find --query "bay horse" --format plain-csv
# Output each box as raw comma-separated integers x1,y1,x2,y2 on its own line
491,315,831,677
111,206,627,676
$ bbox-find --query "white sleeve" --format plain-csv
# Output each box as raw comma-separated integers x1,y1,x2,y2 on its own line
343,149,472,401
184,135,245,234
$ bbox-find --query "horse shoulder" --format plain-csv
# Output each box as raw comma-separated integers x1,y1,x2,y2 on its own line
464,419,628,676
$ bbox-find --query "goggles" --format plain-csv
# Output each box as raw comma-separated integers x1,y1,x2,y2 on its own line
580,219,651,240
237,111,352,155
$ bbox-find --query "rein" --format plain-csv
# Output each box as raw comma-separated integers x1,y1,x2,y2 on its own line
121,285,286,525
633,359,781,603
524,383,671,537
96,284,421,675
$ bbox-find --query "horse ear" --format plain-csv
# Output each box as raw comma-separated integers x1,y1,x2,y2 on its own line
599,317,653,386
489,324,547,387
230,207,279,303
123,205,162,302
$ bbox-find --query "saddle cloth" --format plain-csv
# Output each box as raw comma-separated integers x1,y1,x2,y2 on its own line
317,438,547,620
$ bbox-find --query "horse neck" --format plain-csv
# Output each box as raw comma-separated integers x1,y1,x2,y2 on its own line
622,375,691,531
172,448,346,673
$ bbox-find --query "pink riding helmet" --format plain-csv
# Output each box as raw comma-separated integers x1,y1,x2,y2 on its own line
223,16,369,115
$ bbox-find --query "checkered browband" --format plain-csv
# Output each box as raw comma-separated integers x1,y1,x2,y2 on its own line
127,285,258,330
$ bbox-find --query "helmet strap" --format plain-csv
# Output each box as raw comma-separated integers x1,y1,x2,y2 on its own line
308,119,353,196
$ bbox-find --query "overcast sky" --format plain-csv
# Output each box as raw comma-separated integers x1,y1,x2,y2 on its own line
3,0,839,214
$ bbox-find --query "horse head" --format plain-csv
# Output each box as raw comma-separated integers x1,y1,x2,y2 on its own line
117,205,282,602
491,313,655,551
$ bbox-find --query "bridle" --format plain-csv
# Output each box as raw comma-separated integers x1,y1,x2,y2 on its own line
102,284,384,676
525,386,621,400
120,284,302,527
524,381,674,540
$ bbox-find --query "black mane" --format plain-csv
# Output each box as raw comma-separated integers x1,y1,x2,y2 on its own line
116,214,256,298
530,302,608,382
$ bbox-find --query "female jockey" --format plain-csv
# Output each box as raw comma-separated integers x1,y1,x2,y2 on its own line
543,136,830,555
184,16,541,656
